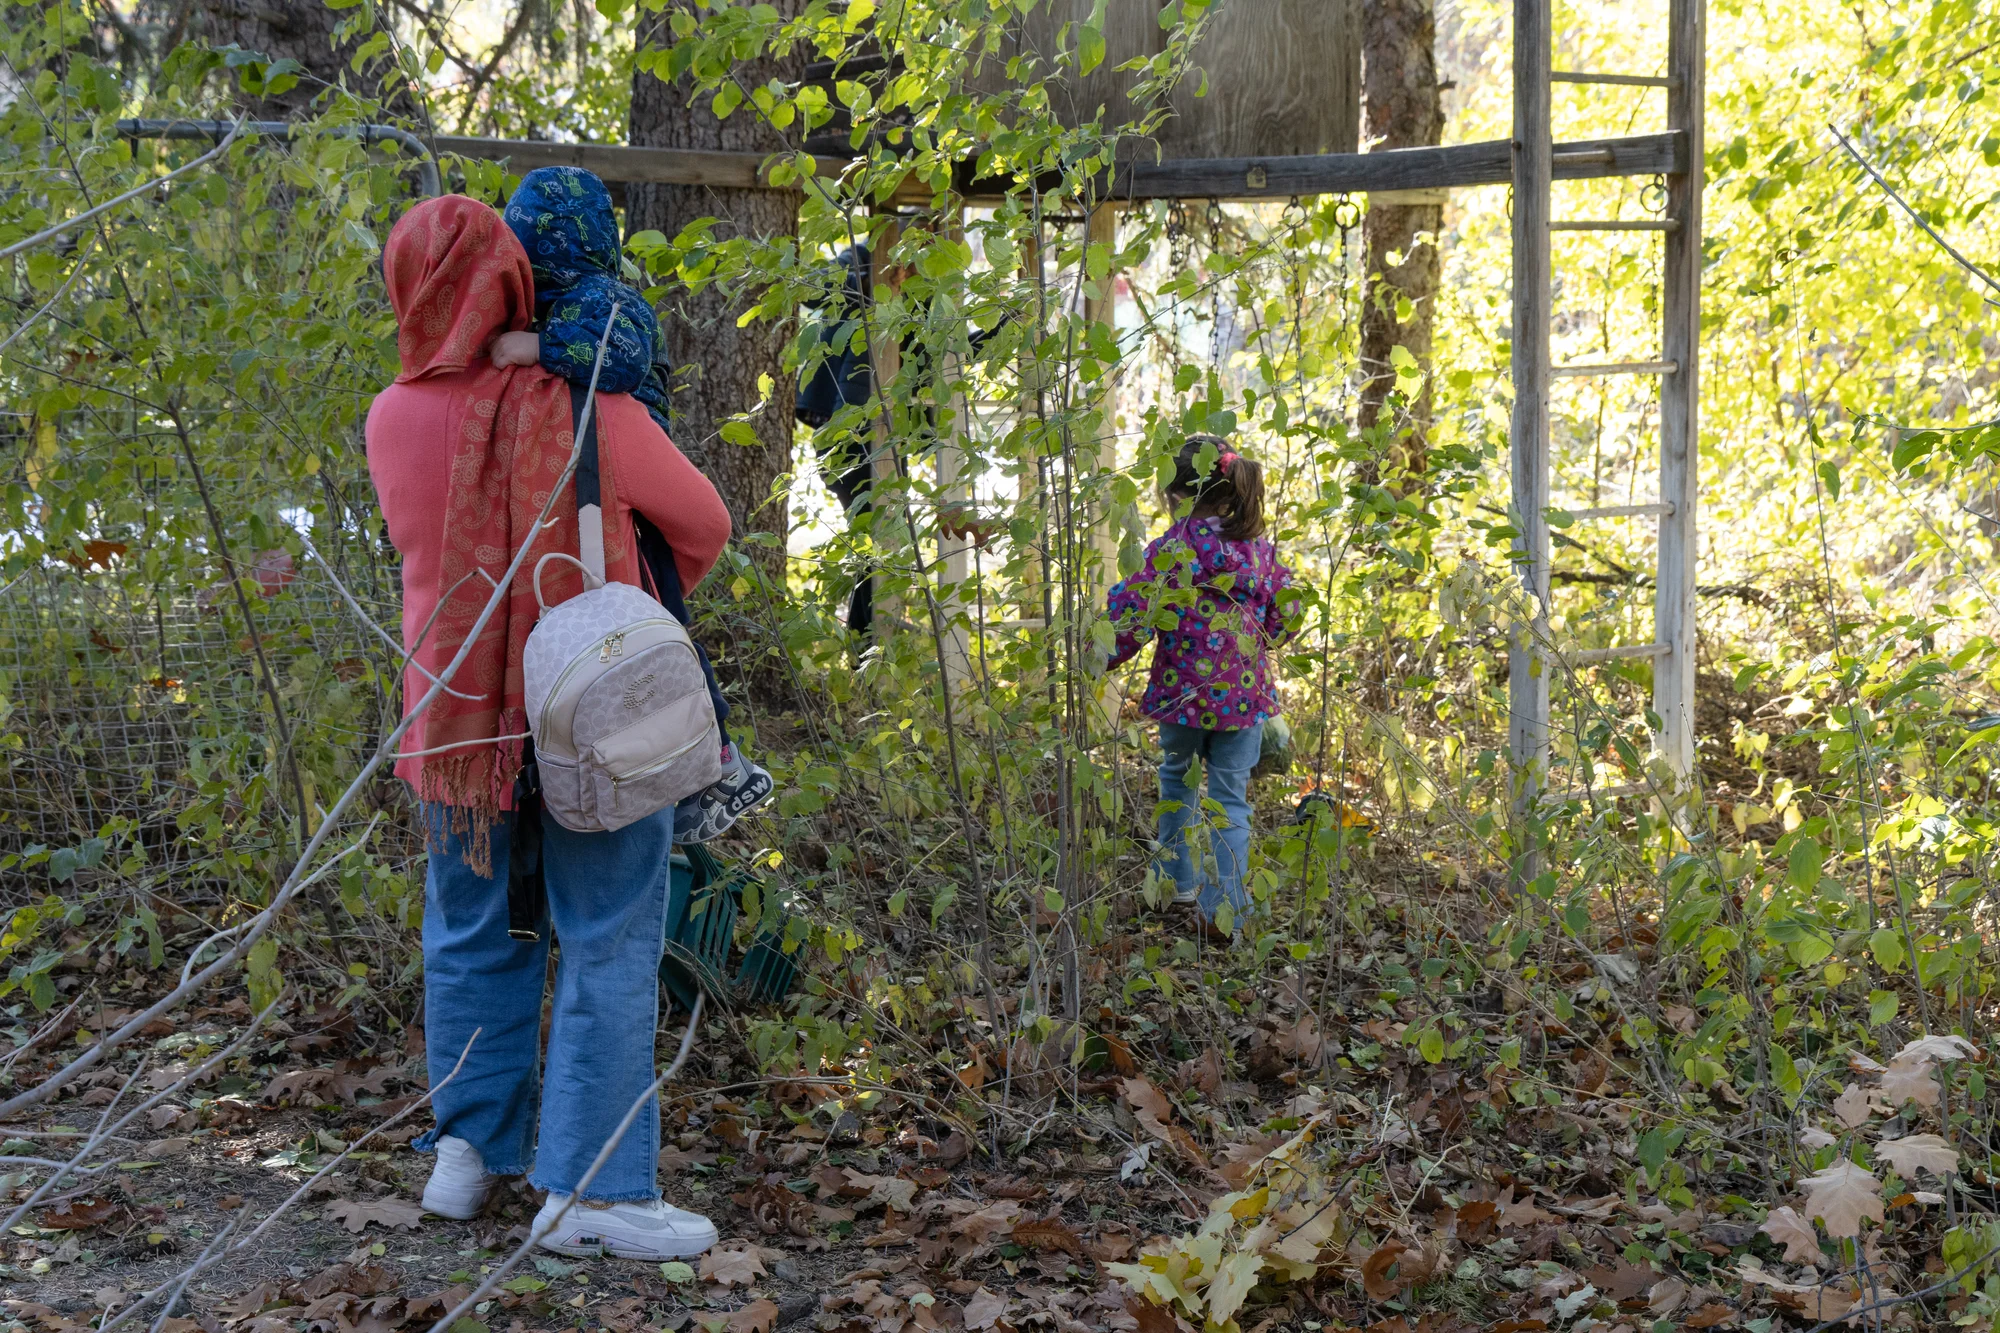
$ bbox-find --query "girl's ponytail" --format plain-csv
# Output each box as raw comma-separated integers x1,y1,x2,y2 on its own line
1168,435,1267,541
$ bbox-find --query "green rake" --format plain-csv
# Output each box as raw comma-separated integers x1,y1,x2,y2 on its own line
659,845,804,1014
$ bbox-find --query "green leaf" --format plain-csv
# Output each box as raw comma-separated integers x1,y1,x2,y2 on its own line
1870,928,1906,972
1868,988,1899,1025
1077,0,1109,75
1787,837,1823,891
660,1261,695,1284
1417,1027,1444,1063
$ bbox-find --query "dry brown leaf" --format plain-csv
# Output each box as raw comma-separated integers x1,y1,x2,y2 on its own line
1799,1126,1837,1150
1583,1257,1657,1300
726,1298,779,1333
732,1180,813,1236
329,1198,423,1233
37,1199,120,1231
1177,1046,1225,1099
1215,1132,1289,1190
1878,1059,1941,1108
1273,1013,1324,1063
1681,1301,1737,1328
842,1169,918,1213
699,1245,767,1288
963,1287,1010,1332
1800,1160,1884,1239
1737,1266,1858,1322
1647,1276,1689,1315
1875,1132,1959,1179
1010,1215,1084,1257
1759,1206,1822,1264
1495,1188,1556,1230
216,1283,291,1320
1831,1083,1877,1128
1892,1034,1981,1064
1119,1075,1211,1170
1455,1199,1498,1242
1360,1239,1411,1301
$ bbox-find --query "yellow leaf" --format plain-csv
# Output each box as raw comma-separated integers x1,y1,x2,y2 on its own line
1227,1187,1269,1221
1204,1251,1264,1328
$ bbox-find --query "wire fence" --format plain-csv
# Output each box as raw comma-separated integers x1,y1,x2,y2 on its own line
0,555,415,901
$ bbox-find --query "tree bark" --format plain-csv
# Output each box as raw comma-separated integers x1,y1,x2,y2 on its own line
627,3,803,595
1358,0,1444,483
175,0,389,119
171,0,422,119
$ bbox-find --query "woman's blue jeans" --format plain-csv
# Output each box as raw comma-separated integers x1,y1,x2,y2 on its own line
1157,720,1263,928
413,803,673,1202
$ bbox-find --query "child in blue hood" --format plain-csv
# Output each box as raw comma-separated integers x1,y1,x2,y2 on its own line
493,165,772,844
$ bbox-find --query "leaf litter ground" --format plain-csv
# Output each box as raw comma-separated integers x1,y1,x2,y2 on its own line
2,846,1986,1333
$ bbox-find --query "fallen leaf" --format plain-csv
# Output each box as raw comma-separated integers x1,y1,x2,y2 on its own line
1361,1239,1411,1301
1799,1126,1837,1150
1680,1301,1737,1328
1176,1046,1225,1099
329,1198,424,1233
1878,1059,1941,1109
141,1137,190,1159
699,1245,767,1288
1875,1132,1959,1179
1647,1276,1689,1315
842,1169,918,1212
963,1287,1010,1332
1495,1188,1556,1230
1831,1083,1876,1128
731,1181,812,1237
1454,1199,1498,1242
1010,1216,1084,1256
1205,1251,1265,1327
1583,1257,1657,1300
1891,1034,1981,1064
726,1298,778,1333
38,1199,119,1231
1800,1159,1884,1239
1759,1206,1822,1264
1215,1132,1289,1190
1120,1075,1211,1170
1737,1266,1858,1322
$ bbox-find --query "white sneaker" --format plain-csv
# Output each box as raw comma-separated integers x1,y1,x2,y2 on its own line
1172,883,1201,906
532,1194,718,1259
421,1135,499,1220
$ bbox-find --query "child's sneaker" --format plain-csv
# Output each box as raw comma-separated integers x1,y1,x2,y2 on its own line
673,745,774,844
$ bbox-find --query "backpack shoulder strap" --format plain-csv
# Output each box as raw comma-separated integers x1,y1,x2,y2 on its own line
568,380,606,583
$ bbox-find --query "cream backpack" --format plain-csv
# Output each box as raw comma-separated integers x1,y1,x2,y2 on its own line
521,381,722,833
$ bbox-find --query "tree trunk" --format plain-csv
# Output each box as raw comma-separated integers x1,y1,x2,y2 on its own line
1358,0,1444,483
175,0,389,119
627,4,803,596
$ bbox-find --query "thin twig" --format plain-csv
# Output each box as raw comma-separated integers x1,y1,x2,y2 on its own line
1828,123,2000,299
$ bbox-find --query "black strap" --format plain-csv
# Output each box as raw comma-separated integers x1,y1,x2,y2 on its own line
569,380,601,511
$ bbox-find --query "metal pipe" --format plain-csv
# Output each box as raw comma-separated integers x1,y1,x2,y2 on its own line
115,118,440,198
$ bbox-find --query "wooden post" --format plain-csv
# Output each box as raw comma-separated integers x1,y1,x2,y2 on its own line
1654,0,1705,784
1083,202,1122,597
1083,202,1126,727
869,212,905,631
936,211,975,690
1510,0,1552,871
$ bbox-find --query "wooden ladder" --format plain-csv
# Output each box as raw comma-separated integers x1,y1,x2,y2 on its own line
1510,0,1706,812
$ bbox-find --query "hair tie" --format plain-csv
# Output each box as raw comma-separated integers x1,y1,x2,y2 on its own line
1215,451,1240,476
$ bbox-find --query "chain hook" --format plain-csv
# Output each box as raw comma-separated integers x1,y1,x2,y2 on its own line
1642,174,1669,215
1332,192,1361,232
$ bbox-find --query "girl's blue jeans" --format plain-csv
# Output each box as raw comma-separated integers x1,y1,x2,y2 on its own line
1157,720,1263,927
413,803,673,1202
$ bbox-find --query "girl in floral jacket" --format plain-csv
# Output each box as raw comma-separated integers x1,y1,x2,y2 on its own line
1107,436,1296,937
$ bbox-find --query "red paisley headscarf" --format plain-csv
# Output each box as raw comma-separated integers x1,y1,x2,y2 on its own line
381,196,622,852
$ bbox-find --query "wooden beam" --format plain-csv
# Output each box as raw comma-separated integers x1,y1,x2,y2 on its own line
1112,131,1682,200
431,130,1682,202
432,135,788,190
